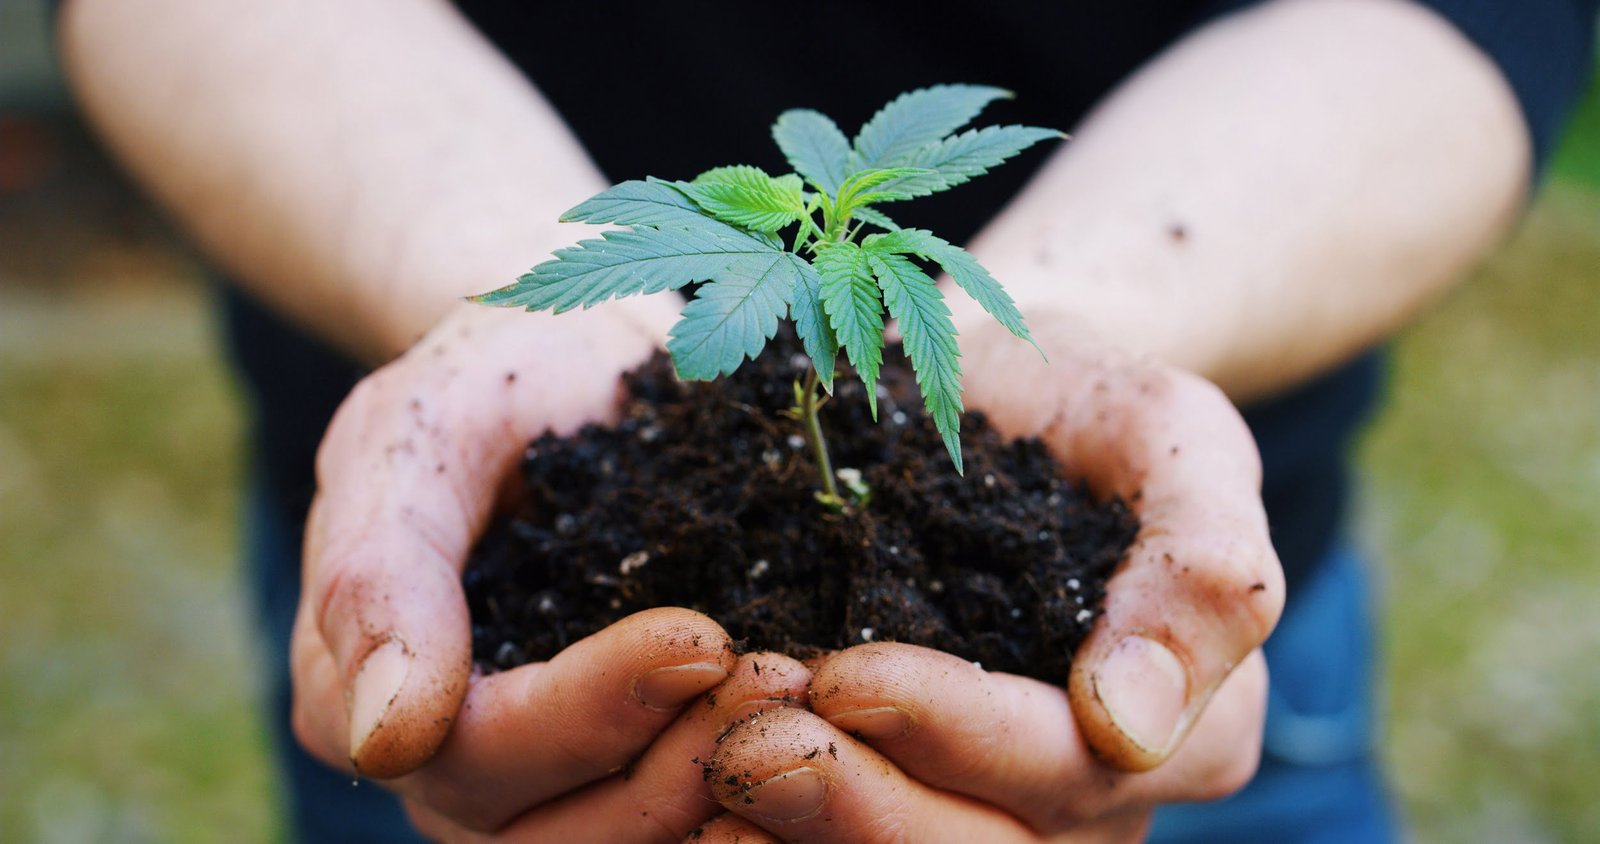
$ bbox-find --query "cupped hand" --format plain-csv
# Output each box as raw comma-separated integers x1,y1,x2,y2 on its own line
696,308,1283,841
289,298,796,836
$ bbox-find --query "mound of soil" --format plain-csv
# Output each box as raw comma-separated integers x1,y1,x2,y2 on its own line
464,333,1138,686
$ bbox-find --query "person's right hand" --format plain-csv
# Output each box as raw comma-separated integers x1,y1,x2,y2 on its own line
288,298,813,838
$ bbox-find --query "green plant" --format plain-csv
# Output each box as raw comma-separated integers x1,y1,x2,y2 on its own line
472,84,1060,504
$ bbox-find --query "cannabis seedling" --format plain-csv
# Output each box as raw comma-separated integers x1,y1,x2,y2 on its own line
472,84,1059,505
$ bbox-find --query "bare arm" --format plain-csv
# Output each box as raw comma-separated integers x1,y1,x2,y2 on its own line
59,0,673,362
956,0,1530,403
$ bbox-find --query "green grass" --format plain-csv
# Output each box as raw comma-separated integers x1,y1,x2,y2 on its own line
1359,184,1600,842
0,288,280,844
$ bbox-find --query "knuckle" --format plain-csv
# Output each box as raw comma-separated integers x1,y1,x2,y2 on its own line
1179,536,1284,647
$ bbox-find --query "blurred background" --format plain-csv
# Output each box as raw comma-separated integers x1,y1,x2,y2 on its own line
1,2,1597,841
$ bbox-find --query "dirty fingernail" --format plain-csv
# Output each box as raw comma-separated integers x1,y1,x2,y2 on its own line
350,638,410,760
1093,636,1188,757
635,662,728,710
744,767,828,822
825,706,911,740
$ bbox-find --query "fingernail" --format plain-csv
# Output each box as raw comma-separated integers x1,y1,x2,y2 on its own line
744,767,828,822
350,639,410,760
825,706,911,740
1093,636,1188,757
635,662,728,710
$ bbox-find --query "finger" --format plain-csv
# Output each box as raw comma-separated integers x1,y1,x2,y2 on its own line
707,708,1036,843
809,643,1267,834
685,814,782,844
300,307,655,778
963,317,1283,771
395,608,736,832
494,653,812,842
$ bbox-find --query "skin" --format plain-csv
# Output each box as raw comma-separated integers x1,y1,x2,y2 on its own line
59,0,1528,839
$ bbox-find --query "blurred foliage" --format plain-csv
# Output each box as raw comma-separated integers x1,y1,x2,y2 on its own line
1360,184,1600,843
0,287,279,843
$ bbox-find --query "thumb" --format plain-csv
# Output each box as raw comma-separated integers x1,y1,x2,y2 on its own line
1055,365,1283,772
959,315,1283,772
299,306,659,777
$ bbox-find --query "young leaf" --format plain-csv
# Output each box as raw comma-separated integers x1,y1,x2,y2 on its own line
852,84,1010,170
867,252,965,473
835,167,937,214
470,226,778,313
685,165,805,232
813,242,886,418
773,109,852,196
865,228,1039,354
786,255,840,392
666,254,799,380
859,125,1063,200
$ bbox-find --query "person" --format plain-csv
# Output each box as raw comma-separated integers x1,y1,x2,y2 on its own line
55,0,1595,841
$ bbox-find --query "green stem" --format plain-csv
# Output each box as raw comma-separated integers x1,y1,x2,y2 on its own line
801,366,840,503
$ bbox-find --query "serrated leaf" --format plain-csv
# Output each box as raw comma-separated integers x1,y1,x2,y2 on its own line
470,226,778,313
558,179,728,232
853,84,1011,170
786,254,839,392
813,242,886,418
867,252,965,473
835,167,937,213
667,254,798,380
865,125,1063,199
851,206,901,232
773,109,851,195
685,165,804,232
865,229,1038,356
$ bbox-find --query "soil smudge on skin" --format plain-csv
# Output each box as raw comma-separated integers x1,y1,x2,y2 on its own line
464,331,1138,686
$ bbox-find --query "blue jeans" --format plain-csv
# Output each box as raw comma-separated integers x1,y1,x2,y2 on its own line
249,474,1395,842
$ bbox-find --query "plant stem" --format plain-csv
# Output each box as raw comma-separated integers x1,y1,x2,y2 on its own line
801,366,841,503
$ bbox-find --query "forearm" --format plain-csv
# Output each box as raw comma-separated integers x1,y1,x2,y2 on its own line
60,0,649,362
958,0,1530,402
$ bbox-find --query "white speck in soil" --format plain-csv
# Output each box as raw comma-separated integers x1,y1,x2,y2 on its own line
638,425,660,443
876,384,889,400
786,434,806,450
1036,530,1051,541
984,474,996,488
495,641,524,667
790,353,812,372
891,410,908,425
1075,595,1085,605
860,627,875,642
888,545,899,555
537,594,556,614
609,598,623,610
1075,609,1093,623
619,550,650,575
929,579,945,594
748,559,770,579
761,448,782,468
1009,607,1022,619
1067,578,1080,590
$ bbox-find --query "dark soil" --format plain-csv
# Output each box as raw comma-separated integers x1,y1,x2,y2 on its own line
464,332,1138,687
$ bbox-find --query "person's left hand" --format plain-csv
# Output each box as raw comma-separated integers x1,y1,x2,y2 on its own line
689,308,1283,842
